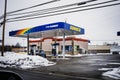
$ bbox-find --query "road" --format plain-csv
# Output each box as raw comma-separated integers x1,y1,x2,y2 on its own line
0,54,120,80
35,54,120,80
0,67,85,80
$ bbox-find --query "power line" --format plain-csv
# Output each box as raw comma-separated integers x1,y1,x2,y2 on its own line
7,2,120,22
6,0,118,20
7,0,96,17
8,0,60,14
0,0,60,20
0,0,118,20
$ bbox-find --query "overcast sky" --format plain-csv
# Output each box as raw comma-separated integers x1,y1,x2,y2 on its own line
0,0,120,46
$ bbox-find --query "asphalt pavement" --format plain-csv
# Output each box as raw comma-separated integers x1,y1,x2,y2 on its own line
33,54,120,80
1,54,120,80
0,67,86,80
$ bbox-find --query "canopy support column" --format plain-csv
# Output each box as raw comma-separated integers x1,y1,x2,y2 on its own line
40,41,42,50
27,34,29,55
62,33,65,59
72,38,74,55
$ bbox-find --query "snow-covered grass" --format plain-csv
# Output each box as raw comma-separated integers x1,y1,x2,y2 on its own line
99,67,120,79
0,52,55,69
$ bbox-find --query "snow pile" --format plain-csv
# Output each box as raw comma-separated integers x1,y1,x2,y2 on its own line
102,67,120,79
0,52,55,69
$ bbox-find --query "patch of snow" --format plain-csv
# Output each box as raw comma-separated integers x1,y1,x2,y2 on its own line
51,57,70,60
58,54,83,57
96,53,111,55
0,52,55,69
98,68,113,71
72,54,83,57
102,67,120,79
58,54,71,57
20,65,34,69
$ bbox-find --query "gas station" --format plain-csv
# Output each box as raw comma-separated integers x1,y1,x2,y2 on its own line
9,22,87,58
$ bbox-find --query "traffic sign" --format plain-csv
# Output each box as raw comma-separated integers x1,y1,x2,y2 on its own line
0,40,2,42
117,31,120,36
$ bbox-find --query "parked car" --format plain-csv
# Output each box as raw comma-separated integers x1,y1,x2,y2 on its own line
36,50,46,58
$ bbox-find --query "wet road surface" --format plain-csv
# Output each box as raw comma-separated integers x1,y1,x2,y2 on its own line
36,54,120,80
1,54,120,80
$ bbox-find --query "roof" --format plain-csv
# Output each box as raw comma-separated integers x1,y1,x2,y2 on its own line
9,22,85,38
29,37,89,43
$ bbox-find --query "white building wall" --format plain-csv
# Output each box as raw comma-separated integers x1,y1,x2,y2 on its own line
42,39,53,51
30,39,88,54
74,41,88,50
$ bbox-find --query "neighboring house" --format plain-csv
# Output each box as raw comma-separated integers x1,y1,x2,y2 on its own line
88,45,111,54
12,47,27,53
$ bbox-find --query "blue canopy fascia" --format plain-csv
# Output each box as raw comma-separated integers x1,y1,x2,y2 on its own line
9,22,85,38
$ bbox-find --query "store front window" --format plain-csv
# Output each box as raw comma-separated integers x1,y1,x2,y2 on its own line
61,45,79,52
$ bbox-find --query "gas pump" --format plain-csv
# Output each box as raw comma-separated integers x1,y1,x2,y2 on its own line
30,44,37,55
51,43,59,59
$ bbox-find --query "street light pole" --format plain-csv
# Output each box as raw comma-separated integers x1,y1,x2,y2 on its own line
1,0,7,56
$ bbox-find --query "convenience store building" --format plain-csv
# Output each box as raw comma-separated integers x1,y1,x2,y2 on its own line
9,22,89,57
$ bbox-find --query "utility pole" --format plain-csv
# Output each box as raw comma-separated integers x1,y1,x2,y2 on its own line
1,0,7,56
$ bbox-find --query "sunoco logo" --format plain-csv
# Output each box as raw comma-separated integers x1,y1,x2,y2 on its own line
70,26,80,32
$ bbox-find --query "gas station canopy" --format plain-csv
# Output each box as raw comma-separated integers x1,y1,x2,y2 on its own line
9,22,84,38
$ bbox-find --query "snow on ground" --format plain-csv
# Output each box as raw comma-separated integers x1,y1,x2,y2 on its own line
58,54,83,57
0,52,55,69
99,67,120,79
98,68,114,71
49,53,112,58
